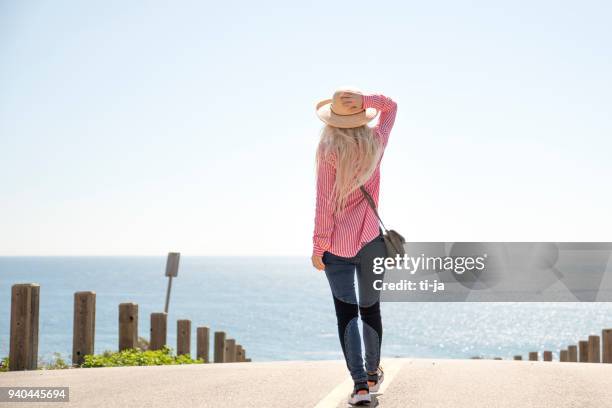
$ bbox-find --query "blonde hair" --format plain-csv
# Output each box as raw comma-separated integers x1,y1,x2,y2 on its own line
316,124,382,215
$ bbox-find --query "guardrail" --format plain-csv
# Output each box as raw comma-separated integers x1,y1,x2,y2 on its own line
8,283,250,371
514,330,612,363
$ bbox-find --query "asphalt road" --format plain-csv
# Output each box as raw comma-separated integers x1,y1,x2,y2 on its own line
1,358,611,407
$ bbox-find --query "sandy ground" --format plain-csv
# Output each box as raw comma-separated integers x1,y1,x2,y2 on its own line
1,358,611,408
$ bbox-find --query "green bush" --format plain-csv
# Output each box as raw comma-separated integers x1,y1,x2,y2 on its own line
0,356,8,372
42,352,69,370
1,353,73,371
81,345,204,368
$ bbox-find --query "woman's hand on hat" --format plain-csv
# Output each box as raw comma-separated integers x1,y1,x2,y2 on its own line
339,92,363,113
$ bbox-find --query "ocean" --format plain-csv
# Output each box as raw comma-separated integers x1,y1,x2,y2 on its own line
1,256,611,364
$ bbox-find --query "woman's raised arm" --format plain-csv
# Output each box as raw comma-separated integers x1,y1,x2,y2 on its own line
362,94,397,146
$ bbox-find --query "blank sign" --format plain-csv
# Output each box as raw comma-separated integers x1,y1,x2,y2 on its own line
165,252,180,277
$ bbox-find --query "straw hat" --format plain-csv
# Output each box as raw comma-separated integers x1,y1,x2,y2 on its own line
316,87,378,128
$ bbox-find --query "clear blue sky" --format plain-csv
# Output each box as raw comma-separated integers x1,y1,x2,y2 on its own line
1,1,611,255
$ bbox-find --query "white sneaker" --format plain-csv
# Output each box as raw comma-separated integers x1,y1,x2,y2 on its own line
367,367,384,393
348,391,371,406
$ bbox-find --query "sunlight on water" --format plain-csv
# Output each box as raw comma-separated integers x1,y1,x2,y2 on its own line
1,257,611,364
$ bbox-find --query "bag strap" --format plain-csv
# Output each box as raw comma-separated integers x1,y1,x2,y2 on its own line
359,186,388,232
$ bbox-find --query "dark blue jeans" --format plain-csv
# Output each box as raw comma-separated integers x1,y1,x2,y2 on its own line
322,233,386,387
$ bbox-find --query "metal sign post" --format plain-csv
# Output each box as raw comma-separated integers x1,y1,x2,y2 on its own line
164,252,180,314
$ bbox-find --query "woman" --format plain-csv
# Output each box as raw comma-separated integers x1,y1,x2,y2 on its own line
312,87,397,405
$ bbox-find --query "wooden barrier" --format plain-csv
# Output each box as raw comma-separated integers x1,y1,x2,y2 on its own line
602,329,612,364
543,351,552,361
513,355,522,360
118,303,138,351
72,291,96,366
560,349,568,362
9,283,40,371
528,352,538,361
568,345,577,362
177,319,191,356
578,340,589,362
224,338,237,363
7,281,252,368
197,327,210,363
214,331,226,363
150,312,167,350
588,335,600,363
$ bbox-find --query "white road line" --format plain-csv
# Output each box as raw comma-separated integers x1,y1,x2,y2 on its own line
313,358,405,408
313,375,354,408
376,358,404,395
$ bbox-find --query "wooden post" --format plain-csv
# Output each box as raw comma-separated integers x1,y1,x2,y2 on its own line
578,340,589,362
197,327,210,363
214,331,226,363
177,319,191,356
149,312,167,350
72,291,96,366
588,335,600,363
560,349,568,362
568,345,577,362
236,345,245,362
9,283,40,371
118,303,138,351
602,329,612,364
513,355,522,360
543,351,552,361
528,352,538,361
224,338,236,363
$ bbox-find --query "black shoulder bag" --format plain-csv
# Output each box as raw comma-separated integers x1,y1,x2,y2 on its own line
360,186,406,258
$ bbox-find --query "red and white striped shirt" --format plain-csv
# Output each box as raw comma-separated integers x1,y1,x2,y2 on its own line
312,94,397,258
